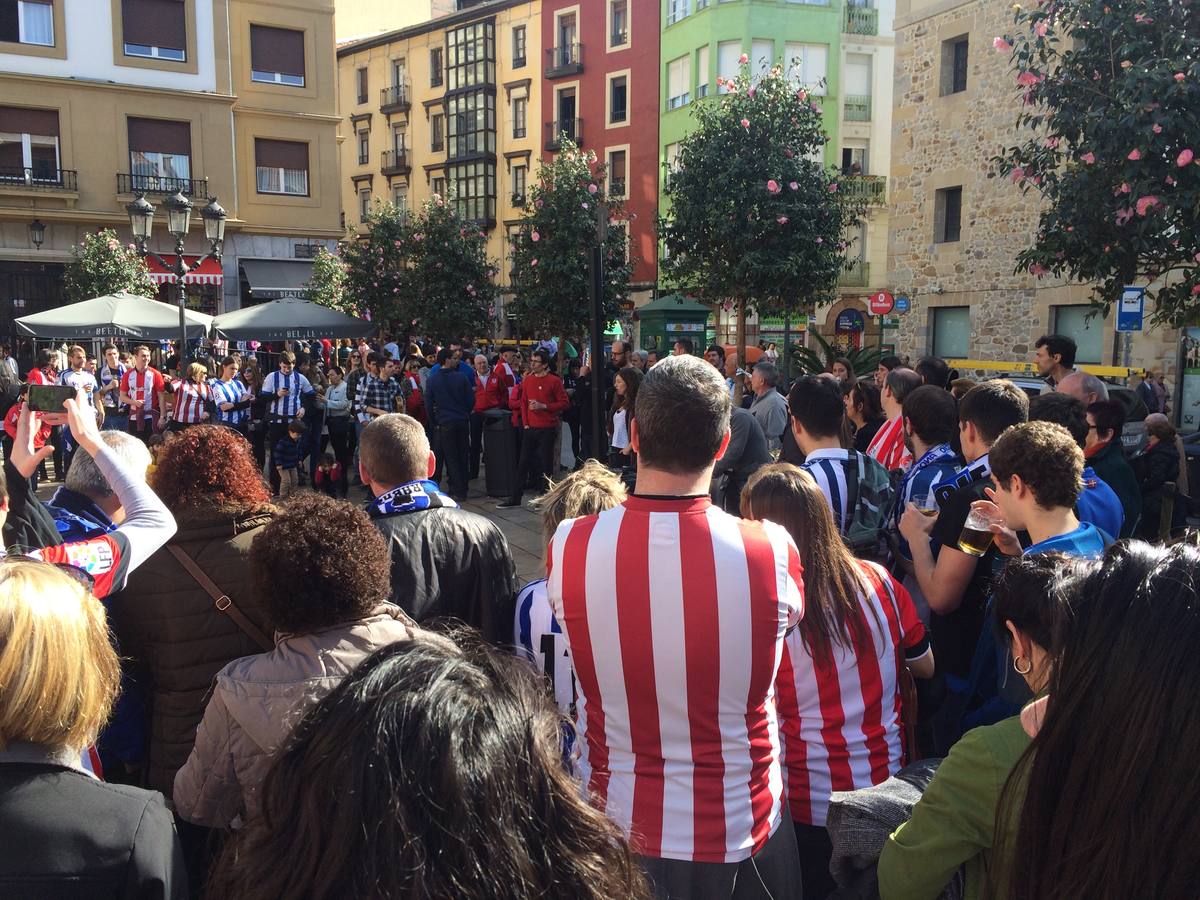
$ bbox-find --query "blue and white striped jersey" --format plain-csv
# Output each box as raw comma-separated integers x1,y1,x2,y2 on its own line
260,370,313,419
211,377,249,426
514,578,574,718
801,448,855,535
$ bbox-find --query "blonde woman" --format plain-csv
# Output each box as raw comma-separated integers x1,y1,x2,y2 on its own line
513,460,627,717
168,361,213,431
0,560,186,894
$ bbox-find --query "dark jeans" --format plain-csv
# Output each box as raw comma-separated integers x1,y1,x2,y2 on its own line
327,417,352,495
125,416,158,445
793,821,835,900
437,420,470,499
509,426,557,503
639,819,803,900
266,420,291,494
469,411,485,480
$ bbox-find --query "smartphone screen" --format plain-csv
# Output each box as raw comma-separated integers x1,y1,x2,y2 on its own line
27,384,76,413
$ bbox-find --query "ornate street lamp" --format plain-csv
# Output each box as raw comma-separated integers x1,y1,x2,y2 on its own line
126,192,225,372
27,219,45,250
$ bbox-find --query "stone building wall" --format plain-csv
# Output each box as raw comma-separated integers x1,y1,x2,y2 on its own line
887,0,1180,376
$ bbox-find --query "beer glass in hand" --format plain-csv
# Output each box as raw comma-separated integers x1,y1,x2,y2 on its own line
958,505,1003,557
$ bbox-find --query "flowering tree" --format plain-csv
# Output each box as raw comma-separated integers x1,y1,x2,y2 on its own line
658,56,865,357
993,0,1200,325
305,247,352,315
64,229,157,302
508,140,634,350
335,198,494,339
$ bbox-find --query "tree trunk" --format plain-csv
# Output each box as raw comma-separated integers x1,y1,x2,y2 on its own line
733,300,748,407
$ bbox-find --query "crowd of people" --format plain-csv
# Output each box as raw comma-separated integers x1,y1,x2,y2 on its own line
0,326,1197,900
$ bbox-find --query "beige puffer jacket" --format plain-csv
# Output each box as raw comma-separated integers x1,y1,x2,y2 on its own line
172,604,418,828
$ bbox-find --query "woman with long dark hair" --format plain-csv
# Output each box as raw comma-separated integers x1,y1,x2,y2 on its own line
240,358,268,469
995,541,1200,899
878,552,1091,900
206,637,651,900
607,365,642,469
844,378,886,453
742,464,934,899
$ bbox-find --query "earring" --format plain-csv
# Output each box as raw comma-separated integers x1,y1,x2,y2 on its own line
1013,656,1033,676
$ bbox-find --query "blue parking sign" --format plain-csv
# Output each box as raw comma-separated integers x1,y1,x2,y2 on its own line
1116,287,1144,333
894,295,911,314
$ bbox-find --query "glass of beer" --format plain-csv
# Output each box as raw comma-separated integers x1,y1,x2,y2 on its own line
958,506,1002,557
916,488,940,518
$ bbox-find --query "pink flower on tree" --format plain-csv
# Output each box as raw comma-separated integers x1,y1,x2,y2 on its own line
1134,13,1153,23
1135,195,1160,216
740,118,750,129
530,259,538,267
1029,263,1048,276
1115,208,1134,226
716,76,726,87
1016,70,1043,87
1118,182,1131,194
1127,149,1141,160
1011,167,1026,182
1044,137,1059,149
788,181,799,190
828,183,838,192
1167,176,1178,186
1178,149,1194,167
739,53,748,64
1081,152,1096,164
588,183,598,194
1175,72,1186,82
816,237,823,244
993,37,1013,52
1153,124,1163,134
530,231,540,242
767,179,781,194
777,216,789,224
1035,20,1048,36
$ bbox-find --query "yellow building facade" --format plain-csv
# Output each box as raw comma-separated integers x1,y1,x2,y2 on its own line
337,0,541,295
0,0,341,320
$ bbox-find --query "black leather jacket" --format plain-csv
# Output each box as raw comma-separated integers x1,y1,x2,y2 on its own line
370,505,518,644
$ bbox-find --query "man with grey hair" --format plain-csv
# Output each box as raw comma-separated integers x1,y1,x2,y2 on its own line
632,348,649,371
358,413,516,643
546,354,804,896
1056,370,1109,405
749,362,789,452
47,430,152,542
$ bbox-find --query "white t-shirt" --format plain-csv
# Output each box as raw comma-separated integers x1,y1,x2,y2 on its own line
611,407,630,450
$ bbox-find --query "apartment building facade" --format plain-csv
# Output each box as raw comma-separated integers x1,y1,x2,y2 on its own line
0,0,342,324
658,0,894,351
888,0,1175,371
337,0,542,314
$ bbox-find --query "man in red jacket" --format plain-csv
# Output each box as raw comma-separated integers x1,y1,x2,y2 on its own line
498,348,568,509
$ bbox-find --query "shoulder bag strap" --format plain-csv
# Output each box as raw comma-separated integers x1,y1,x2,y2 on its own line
166,545,274,652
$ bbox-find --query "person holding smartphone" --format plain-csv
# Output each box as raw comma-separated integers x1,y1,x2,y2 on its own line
57,345,98,475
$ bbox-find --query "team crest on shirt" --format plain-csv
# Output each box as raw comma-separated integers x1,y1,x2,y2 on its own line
57,540,116,574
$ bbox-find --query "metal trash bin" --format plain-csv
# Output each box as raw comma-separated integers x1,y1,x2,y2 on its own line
483,411,517,498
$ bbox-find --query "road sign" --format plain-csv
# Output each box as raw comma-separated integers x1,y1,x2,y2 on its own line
868,290,894,315
894,295,911,314
1116,286,1145,333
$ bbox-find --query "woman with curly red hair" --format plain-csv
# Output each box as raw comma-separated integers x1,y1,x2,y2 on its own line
107,425,276,808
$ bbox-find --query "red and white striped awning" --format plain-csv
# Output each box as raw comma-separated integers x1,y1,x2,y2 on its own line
145,255,224,285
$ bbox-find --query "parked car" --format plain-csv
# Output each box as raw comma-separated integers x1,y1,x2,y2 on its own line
999,376,1149,455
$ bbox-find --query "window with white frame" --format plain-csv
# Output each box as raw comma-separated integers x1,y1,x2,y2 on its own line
358,186,371,221
696,45,709,97
250,24,305,86
784,42,827,94
123,0,186,61
357,130,369,165
664,141,680,187
1,0,54,46
432,175,445,197
607,148,627,198
255,138,308,195
609,74,627,123
609,0,629,48
512,95,527,138
0,106,60,183
511,163,526,203
392,183,407,211
717,41,741,92
667,56,690,109
667,0,689,25
751,39,772,79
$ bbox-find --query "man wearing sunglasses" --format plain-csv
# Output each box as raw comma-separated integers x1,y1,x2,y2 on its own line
2,392,176,600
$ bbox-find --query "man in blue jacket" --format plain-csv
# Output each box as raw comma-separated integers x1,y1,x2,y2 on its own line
425,347,475,501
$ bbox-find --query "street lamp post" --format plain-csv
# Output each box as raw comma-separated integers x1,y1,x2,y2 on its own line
126,191,226,373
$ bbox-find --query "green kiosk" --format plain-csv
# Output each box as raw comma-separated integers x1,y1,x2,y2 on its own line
637,294,712,357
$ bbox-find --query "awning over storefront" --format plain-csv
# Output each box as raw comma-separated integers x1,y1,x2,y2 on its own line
238,258,315,300
144,255,224,285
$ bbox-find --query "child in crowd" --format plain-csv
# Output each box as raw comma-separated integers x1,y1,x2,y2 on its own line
144,433,165,479
274,421,305,498
313,453,343,499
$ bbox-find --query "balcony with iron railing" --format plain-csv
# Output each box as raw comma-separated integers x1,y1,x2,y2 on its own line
839,258,870,287
545,117,582,150
844,94,872,122
546,42,583,78
381,148,410,176
116,173,210,197
844,6,879,35
0,166,77,191
380,84,411,114
840,174,887,204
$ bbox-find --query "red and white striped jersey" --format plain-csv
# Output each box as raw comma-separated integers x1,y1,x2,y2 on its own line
775,560,928,826
866,415,912,471
120,367,165,418
547,495,805,864
171,380,211,424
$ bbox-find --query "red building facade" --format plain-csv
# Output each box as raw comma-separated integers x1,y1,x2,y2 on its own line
540,0,659,301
